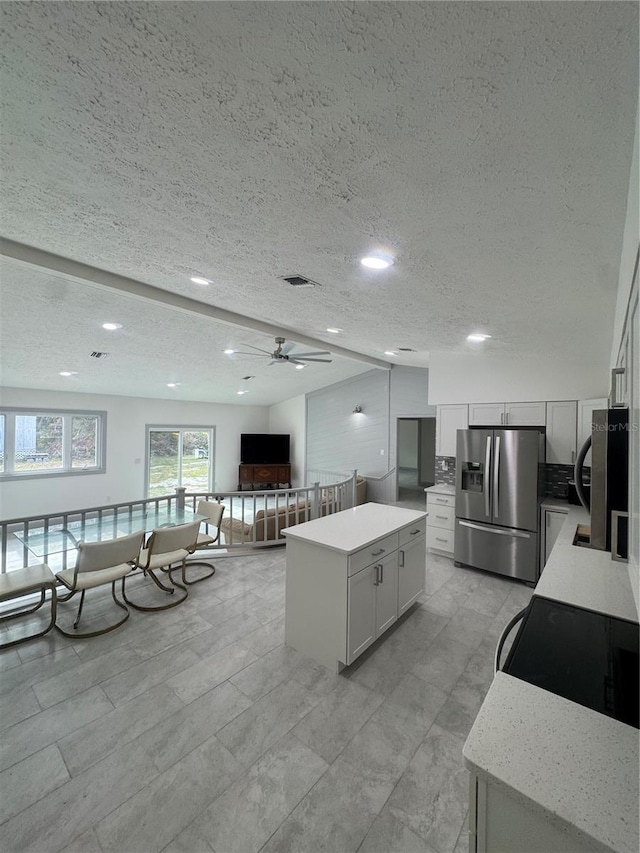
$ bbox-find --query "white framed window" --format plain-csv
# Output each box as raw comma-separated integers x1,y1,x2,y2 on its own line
146,426,215,498
0,408,106,480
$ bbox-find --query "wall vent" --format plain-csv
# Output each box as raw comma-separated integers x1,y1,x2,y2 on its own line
280,274,320,288
90,351,109,358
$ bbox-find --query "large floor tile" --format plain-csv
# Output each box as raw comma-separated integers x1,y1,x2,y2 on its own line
230,644,305,701
0,743,70,824
166,641,258,704
387,724,468,853
136,680,253,773
94,736,242,853
291,677,384,764
194,734,328,853
1,742,159,853
359,808,440,853
58,682,184,775
0,685,114,772
101,644,200,706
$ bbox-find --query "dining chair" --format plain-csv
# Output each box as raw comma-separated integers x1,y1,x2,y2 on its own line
177,500,225,585
123,520,200,611
54,530,145,638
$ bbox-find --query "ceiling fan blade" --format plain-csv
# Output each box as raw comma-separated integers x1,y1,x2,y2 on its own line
244,344,274,355
231,349,267,357
297,357,333,363
288,350,331,358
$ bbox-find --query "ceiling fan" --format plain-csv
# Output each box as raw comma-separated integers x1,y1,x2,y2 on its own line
232,336,332,366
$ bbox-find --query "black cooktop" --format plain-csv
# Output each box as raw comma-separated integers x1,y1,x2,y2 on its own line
503,595,639,729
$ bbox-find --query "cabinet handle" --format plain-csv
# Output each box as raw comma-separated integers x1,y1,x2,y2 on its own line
380,564,384,584
500,412,504,424
399,550,405,567
435,499,448,504
436,515,448,520
506,412,509,424
371,548,385,556
410,528,421,535
435,537,448,543
373,564,380,586
571,450,575,464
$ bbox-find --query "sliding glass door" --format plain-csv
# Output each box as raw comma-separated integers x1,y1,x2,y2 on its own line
146,427,214,498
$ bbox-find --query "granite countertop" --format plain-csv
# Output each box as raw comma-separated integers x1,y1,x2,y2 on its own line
424,483,455,495
463,507,639,853
282,502,426,554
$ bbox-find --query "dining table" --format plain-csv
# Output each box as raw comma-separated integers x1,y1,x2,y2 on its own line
14,507,206,561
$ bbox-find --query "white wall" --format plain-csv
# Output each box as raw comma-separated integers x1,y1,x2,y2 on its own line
0,387,269,519
397,420,418,469
427,351,608,405
268,394,306,486
610,113,639,368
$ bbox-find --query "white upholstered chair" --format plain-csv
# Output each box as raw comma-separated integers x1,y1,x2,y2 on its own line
55,530,145,638
123,520,200,611
179,500,225,584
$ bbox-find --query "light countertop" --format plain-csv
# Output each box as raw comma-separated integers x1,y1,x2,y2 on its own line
424,483,455,495
282,502,426,554
463,507,639,853
540,496,571,511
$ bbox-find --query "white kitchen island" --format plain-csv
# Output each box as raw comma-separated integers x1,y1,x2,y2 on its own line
463,506,639,853
283,502,426,672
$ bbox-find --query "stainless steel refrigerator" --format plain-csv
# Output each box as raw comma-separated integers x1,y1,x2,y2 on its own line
454,429,545,583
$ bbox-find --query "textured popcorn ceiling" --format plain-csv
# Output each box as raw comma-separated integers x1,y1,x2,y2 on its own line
0,1,637,404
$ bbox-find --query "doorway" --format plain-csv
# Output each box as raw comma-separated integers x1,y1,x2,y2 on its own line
396,417,436,505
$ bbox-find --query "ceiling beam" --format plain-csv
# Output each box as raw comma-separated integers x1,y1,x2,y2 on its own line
0,238,391,370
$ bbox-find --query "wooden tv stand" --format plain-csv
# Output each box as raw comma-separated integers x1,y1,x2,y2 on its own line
238,463,291,490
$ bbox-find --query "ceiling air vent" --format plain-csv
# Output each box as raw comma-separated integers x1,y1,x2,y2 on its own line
242,375,255,381
280,274,320,289
90,351,108,359
397,347,415,352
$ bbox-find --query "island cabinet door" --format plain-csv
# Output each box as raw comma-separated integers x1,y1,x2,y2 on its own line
398,531,426,615
375,552,399,635
347,564,377,664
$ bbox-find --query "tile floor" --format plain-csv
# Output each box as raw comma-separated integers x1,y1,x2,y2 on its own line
0,542,532,853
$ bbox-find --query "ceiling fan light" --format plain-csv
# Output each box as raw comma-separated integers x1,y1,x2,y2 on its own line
190,276,211,285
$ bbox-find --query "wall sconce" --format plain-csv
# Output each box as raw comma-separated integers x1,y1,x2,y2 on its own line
353,405,363,414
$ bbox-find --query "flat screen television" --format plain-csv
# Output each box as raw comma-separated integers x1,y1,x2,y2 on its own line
240,433,290,465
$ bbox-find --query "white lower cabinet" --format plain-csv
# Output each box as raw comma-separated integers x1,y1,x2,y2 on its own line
426,488,455,557
347,550,399,662
469,774,602,853
540,506,569,571
398,527,426,614
284,505,426,671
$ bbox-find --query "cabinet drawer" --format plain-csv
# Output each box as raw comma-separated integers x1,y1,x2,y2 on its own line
348,533,398,577
427,525,454,554
399,518,426,547
427,492,455,509
428,504,455,529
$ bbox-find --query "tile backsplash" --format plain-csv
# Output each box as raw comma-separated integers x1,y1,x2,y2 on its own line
435,456,456,485
435,457,589,499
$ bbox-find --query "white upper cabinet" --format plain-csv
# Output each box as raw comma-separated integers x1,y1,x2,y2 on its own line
504,401,546,426
545,401,577,465
468,403,504,426
436,404,469,457
468,401,545,427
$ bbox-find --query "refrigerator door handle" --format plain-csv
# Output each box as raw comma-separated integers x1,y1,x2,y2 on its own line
458,520,531,539
484,436,491,518
493,436,501,519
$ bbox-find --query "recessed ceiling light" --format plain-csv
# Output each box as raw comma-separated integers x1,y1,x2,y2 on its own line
361,254,393,270
59,371,78,377
190,276,211,285
467,333,492,342
102,322,122,331
167,382,180,388
237,390,248,395
384,351,397,356
224,349,235,355
326,328,342,334
295,364,305,370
